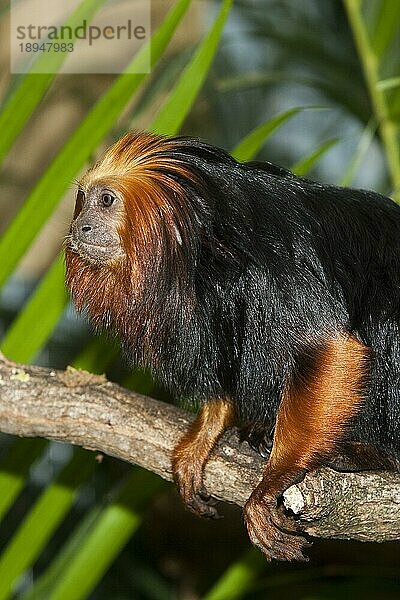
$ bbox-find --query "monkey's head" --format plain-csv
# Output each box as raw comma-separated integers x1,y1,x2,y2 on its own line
65,130,208,342
67,131,199,268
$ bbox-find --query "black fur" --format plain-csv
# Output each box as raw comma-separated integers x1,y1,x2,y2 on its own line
110,137,400,465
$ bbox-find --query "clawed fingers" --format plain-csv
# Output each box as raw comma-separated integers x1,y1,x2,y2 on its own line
247,514,311,561
187,493,221,519
175,469,220,519
244,496,312,562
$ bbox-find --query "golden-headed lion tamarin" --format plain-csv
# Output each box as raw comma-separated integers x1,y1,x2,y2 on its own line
66,130,400,561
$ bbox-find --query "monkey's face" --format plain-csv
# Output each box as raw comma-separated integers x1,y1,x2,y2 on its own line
69,183,125,265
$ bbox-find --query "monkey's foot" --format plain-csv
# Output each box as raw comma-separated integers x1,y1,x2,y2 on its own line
244,492,311,561
172,455,220,519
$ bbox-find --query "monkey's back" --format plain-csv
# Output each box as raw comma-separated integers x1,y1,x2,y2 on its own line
232,168,400,458
299,182,400,457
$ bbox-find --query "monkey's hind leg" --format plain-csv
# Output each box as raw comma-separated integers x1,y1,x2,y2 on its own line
244,333,371,561
172,398,235,518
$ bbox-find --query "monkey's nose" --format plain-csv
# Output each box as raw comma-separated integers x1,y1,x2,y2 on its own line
81,225,92,233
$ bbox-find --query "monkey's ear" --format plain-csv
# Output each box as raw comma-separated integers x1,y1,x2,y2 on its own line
73,189,85,219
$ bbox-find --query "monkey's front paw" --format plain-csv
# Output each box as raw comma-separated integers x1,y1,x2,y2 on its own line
172,455,220,519
244,492,311,561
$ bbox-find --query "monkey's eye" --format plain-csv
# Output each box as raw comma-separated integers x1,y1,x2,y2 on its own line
101,192,116,208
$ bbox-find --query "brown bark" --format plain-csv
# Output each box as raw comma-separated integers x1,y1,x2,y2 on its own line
0,353,399,542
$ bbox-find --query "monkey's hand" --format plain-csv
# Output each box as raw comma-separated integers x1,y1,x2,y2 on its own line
244,485,311,561
172,448,220,519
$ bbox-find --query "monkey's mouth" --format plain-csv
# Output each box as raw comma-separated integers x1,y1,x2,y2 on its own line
69,237,124,263
79,239,118,249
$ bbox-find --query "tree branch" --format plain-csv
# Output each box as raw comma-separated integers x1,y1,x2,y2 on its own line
0,354,399,542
